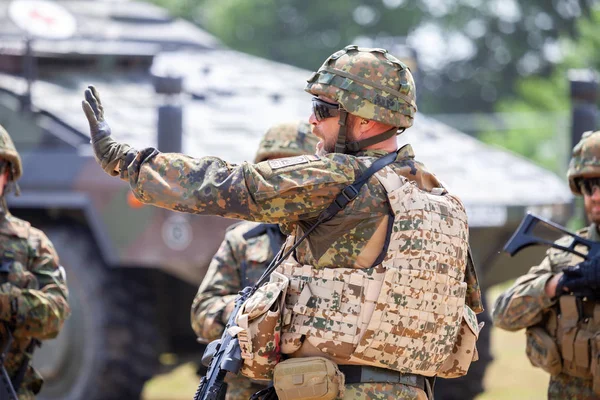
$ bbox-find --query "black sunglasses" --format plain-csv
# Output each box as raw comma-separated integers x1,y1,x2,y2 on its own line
312,97,341,121
579,177,600,195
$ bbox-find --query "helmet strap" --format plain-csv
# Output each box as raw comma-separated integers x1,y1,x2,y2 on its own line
1,166,20,197
344,127,398,154
7,182,20,197
334,110,349,154
335,112,401,154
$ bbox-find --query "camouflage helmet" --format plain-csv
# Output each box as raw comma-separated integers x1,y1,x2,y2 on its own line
568,130,600,195
305,45,417,128
254,121,318,163
0,124,22,181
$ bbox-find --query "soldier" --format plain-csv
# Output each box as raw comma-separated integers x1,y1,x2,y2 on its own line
82,45,482,400
191,120,318,400
0,125,70,399
493,130,600,399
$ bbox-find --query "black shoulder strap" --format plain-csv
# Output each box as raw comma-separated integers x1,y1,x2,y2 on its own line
254,150,399,288
319,150,398,221
241,224,285,287
243,224,280,241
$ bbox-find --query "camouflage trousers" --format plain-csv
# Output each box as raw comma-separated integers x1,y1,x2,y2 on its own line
548,373,596,400
336,383,428,400
225,373,265,400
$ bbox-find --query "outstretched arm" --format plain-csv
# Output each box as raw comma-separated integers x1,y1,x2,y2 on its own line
82,86,352,223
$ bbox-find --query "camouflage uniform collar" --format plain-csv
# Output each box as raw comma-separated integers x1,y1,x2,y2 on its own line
397,144,415,159
355,144,414,159
356,149,389,158
590,223,600,242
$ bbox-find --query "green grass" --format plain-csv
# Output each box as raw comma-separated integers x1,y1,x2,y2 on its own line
143,363,199,400
142,284,550,400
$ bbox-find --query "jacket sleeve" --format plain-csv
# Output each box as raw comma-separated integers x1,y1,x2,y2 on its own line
191,230,242,342
492,256,557,331
121,148,349,223
0,229,71,339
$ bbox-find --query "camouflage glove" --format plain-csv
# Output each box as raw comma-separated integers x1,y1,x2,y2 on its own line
81,85,132,176
557,258,600,298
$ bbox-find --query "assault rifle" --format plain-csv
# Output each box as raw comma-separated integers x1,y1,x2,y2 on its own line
0,324,18,400
504,212,600,261
193,286,251,400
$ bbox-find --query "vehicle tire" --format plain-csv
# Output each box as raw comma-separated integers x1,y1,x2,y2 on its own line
33,226,161,400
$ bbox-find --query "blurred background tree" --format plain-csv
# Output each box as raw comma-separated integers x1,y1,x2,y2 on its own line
147,0,593,115
479,7,600,172
147,0,600,173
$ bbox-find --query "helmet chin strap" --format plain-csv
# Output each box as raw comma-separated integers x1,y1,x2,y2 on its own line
334,110,349,154
335,111,400,155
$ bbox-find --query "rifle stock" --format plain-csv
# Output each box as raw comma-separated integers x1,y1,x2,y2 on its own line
503,212,600,260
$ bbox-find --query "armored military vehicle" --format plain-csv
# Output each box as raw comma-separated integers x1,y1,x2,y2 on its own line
0,1,572,399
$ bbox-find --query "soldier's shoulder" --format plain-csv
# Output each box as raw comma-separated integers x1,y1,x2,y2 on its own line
225,221,261,234
264,155,323,171
255,153,356,180
0,214,30,240
224,221,264,243
27,224,52,244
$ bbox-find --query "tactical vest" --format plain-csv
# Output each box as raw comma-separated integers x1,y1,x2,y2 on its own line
526,229,600,394
277,166,478,377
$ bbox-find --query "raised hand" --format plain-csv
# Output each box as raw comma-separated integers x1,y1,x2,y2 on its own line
81,85,131,176
82,85,112,144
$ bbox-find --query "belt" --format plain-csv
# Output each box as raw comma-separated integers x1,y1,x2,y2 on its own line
337,365,427,391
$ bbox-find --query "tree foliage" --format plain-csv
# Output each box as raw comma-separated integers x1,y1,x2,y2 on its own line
479,8,600,172
147,0,594,114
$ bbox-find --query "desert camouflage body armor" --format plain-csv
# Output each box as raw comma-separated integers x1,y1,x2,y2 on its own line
277,163,479,377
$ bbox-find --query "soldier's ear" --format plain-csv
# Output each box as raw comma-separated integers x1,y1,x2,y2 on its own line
360,119,379,134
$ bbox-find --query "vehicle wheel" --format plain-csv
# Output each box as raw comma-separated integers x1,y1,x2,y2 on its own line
33,226,161,400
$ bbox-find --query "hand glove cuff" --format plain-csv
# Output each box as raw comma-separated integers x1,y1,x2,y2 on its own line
94,136,132,176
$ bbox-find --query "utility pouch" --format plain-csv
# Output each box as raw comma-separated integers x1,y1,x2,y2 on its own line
273,357,344,400
236,271,289,381
438,304,481,378
557,296,593,379
525,327,562,376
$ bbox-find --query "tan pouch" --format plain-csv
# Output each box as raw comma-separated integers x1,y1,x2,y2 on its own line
438,304,481,378
557,296,592,379
273,357,344,400
525,327,562,376
235,271,289,381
